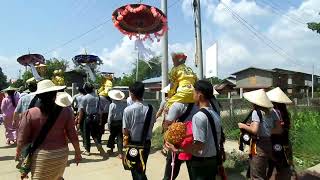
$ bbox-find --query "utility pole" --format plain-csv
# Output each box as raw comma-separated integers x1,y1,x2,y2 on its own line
312,64,314,99
193,0,204,79
136,52,139,81
161,0,169,101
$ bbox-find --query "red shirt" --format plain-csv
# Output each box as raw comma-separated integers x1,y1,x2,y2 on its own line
17,106,79,150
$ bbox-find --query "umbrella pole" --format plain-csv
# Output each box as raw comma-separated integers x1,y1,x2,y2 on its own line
136,52,139,81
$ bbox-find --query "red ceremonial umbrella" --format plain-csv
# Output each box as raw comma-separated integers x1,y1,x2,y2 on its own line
112,3,168,42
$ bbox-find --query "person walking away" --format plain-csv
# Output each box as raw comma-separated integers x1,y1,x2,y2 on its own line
97,91,111,144
238,89,281,180
166,80,223,180
1,86,20,144
16,79,81,180
123,82,156,180
267,87,297,180
73,87,87,134
13,78,39,128
107,89,126,159
78,83,106,156
72,87,86,115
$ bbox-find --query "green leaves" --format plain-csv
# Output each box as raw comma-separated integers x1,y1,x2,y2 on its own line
0,67,8,90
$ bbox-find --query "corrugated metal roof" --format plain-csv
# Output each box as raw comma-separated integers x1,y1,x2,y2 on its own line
142,76,162,84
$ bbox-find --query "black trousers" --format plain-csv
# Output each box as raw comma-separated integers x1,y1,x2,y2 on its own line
163,150,184,180
83,115,101,152
107,121,123,153
130,140,151,180
97,113,108,144
186,156,217,180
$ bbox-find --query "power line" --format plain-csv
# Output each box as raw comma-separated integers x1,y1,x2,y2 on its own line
218,0,303,67
44,0,182,57
43,18,112,55
256,0,306,25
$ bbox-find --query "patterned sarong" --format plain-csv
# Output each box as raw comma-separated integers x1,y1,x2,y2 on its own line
31,147,68,180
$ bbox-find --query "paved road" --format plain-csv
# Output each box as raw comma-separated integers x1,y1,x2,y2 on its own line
0,124,190,180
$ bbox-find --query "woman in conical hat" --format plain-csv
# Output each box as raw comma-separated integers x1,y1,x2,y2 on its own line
166,52,197,108
266,87,296,180
238,89,281,179
1,86,20,144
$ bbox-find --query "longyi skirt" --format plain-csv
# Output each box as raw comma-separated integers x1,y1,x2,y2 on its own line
31,147,68,180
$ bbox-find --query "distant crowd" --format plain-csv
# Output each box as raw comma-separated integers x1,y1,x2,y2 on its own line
0,52,296,180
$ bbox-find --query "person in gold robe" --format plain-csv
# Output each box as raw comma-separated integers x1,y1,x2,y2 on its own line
52,69,65,86
166,52,197,108
98,73,113,97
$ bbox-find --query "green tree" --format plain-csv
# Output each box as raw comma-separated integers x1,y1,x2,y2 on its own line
20,58,68,82
114,56,162,86
207,77,223,84
22,70,33,82
11,79,24,89
134,56,161,81
0,67,8,90
307,13,320,34
44,58,69,79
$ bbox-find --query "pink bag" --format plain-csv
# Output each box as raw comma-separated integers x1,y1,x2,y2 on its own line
178,121,193,160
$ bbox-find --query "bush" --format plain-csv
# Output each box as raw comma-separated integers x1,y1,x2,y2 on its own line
151,126,164,150
290,107,320,171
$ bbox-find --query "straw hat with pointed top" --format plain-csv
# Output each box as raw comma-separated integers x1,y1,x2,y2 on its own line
161,85,171,93
243,89,273,108
267,87,292,104
31,79,66,95
55,92,73,107
1,86,19,92
108,90,125,101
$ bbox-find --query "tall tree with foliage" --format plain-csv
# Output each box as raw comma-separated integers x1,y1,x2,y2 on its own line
133,56,162,81
44,58,69,79
21,58,69,84
307,13,320,34
0,67,8,90
114,56,162,86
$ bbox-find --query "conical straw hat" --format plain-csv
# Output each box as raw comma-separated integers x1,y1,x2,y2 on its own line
243,89,273,108
267,87,292,104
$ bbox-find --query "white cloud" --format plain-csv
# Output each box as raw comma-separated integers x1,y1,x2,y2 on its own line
201,0,320,78
96,36,199,77
0,55,24,80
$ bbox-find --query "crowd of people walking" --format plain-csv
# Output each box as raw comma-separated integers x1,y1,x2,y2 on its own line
0,52,297,180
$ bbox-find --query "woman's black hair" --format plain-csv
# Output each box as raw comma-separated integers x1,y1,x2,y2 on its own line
37,91,57,115
7,90,16,107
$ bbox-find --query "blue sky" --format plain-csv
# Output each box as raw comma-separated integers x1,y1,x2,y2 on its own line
0,0,319,80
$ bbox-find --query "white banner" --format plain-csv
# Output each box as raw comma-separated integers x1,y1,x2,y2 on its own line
205,43,218,78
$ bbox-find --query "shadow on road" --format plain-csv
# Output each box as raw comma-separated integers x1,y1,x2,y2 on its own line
299,171,320,180
0,156,15,161
0,144,16,149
